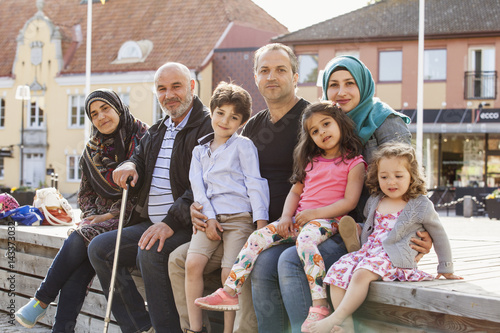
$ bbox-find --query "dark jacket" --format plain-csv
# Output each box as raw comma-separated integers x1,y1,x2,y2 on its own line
126,96,212,232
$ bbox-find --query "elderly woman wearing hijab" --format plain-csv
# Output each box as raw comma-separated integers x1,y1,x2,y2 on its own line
15,89,148,331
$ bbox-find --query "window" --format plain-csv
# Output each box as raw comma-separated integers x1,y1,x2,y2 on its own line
0,98,4,128
465,47,496,99
119,93,130,106
28,100,44,128
0,158,3,179
424,49,446,80
379,50,402,82
69,95,86,128
298,54,318,85
153,97,163,123
67,155,82,182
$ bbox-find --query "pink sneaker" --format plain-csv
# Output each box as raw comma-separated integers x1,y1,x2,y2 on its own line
301,305,332,332
194,288,239,311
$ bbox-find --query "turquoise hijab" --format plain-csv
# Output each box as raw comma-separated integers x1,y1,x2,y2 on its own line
321,56,410,144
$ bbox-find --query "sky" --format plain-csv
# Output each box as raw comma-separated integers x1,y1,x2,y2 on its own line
251,0,371,32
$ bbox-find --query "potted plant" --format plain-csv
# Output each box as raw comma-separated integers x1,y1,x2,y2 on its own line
11,186,36,206
485,189,500,220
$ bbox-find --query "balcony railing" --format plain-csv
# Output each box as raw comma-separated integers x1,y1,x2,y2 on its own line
464,71,497,100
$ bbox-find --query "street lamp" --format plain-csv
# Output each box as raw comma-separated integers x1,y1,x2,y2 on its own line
15,85,31,187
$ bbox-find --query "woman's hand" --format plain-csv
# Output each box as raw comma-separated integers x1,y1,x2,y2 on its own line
277,216,294,238
190,202,208,234
206,219,223,241
436,273,463,280
410,231,433,262
77,213,114,226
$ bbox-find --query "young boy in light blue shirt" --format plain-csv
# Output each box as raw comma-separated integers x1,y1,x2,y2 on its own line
185,82,269,333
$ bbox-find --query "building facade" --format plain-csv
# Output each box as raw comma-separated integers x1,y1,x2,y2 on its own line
276,0,500,200
0,0,287,196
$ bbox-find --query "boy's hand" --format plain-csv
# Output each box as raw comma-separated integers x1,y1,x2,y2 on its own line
277,216,294,238
436,273,463,280
191,202,208,232
256,220,268,230
206,219,223,241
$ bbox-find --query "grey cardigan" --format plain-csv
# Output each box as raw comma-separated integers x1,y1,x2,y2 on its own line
361,194,454,274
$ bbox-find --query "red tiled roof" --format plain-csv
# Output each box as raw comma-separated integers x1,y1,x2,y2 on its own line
0,0,287,76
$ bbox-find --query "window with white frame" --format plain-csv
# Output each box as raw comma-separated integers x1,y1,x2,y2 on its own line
0,158,3,179
379,50,402,82
119,92,130,106
0,98,4,128
424,49,446,81
67,155,82,182
69,95,86,128
298,54,319,85
28,100,44,128
153,97,163,123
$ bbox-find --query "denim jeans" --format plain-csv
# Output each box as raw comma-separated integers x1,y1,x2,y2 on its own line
88,221,190,333
35,232,96,333
251,234,347,333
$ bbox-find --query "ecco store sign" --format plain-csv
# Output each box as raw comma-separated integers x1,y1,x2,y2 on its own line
478,110,500,122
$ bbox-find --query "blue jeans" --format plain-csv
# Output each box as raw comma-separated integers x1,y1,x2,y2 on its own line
251,234,347,333
35,232,96,333
88,221,190,333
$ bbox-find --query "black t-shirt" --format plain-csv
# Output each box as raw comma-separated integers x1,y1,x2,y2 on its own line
242,98,309,222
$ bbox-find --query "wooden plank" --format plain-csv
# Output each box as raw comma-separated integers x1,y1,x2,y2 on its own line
367,282,500,323
356,301,500,333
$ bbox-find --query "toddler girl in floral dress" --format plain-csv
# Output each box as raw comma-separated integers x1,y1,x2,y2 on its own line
307,142,463,333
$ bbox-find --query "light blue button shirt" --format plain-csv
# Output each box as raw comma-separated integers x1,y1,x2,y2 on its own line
189,132,269,222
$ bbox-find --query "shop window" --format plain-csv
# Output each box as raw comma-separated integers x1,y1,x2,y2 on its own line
424,49,446,81
441,135,485,188
379,50,402,82
67,155,82,182
68,95,86,128
298,54,319,85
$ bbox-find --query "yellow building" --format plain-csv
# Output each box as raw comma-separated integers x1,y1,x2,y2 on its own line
0,0,287,196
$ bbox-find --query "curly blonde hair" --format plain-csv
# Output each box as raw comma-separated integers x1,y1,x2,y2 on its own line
365,142,427,201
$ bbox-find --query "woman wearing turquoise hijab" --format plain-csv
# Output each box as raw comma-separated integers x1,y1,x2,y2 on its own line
322,55,411,163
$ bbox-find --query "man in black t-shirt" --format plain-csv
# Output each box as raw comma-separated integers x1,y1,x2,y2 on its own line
169,43,308,333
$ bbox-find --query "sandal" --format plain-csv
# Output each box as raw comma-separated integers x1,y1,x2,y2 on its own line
339,216,361,252
301,305,332,332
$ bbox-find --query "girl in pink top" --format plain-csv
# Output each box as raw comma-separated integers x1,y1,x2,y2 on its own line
195,101,366,328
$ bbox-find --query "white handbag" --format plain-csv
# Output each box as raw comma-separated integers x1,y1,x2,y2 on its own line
33,188,74,226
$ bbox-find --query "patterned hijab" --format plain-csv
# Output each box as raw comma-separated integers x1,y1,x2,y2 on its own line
80,89,148,199
321,56,410,144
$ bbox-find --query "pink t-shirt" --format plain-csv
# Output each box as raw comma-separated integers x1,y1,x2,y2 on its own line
296,155,366,217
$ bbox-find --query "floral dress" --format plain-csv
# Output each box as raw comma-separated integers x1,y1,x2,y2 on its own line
324,210,434,289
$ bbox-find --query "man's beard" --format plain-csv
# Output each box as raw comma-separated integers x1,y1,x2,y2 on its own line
160,91,193,119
